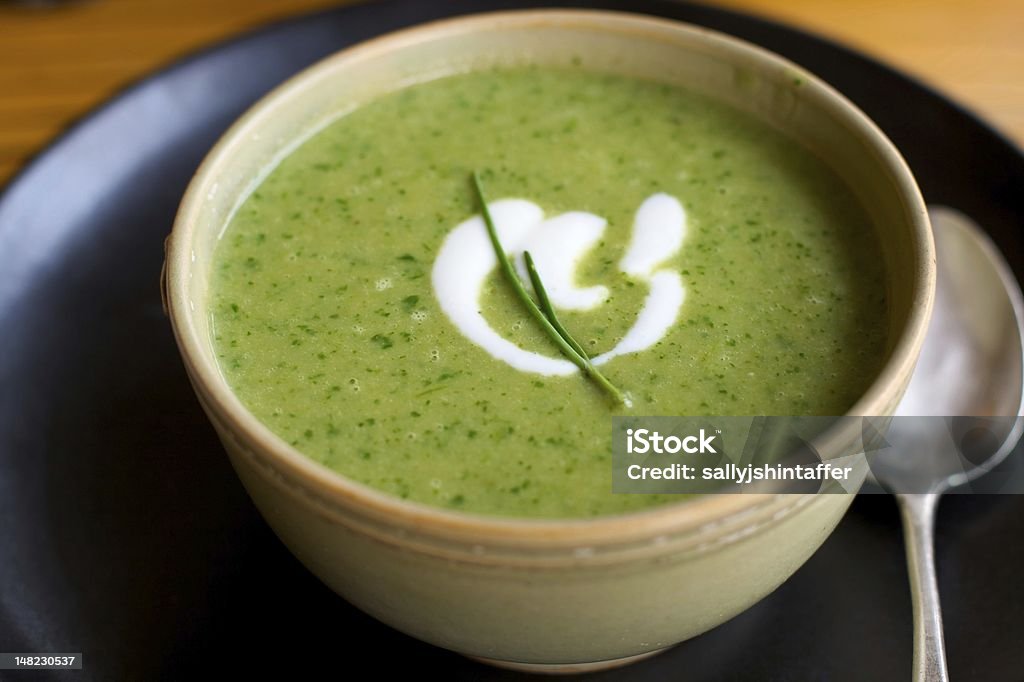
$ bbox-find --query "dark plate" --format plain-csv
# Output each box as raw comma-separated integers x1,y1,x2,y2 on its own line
2,1,1023,679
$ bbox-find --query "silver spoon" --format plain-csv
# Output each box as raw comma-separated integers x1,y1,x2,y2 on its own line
874,206,1024,681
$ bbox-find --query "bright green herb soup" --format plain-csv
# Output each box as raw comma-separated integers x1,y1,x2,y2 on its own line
210,66,888,518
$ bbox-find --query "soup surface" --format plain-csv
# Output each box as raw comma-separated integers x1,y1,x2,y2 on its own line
210,66,888,517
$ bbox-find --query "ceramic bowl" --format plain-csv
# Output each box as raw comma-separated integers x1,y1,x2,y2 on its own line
165,9,934,672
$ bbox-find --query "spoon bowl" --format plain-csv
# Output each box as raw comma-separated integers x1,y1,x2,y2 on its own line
884,205,1024,490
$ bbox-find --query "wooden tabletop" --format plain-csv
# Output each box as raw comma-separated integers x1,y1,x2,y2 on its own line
1,0,1022,187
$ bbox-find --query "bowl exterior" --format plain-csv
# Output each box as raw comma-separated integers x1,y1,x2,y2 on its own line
183,363,911,664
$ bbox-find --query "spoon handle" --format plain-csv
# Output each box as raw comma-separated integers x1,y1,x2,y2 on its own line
897,493,949,682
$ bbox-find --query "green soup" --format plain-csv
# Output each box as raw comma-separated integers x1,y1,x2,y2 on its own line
209,66,888,518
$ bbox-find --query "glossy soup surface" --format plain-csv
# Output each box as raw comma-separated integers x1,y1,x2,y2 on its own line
209,66,888,517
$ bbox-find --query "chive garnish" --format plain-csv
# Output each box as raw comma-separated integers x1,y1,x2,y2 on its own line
522,251,590,361
471,171,630,407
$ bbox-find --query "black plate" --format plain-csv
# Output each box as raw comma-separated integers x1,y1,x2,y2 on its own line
2,1,1023,679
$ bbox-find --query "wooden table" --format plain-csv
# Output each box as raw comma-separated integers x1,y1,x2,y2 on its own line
1,0,1022,187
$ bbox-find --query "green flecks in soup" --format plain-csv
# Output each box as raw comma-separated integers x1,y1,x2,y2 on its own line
209,66,888,518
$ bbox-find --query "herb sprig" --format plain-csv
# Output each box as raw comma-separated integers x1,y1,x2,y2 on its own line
471,171,630,407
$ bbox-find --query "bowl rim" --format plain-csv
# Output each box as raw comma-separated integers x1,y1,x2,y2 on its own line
165,8,935,546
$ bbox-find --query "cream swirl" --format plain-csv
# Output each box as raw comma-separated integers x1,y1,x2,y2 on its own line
432,193,686,375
